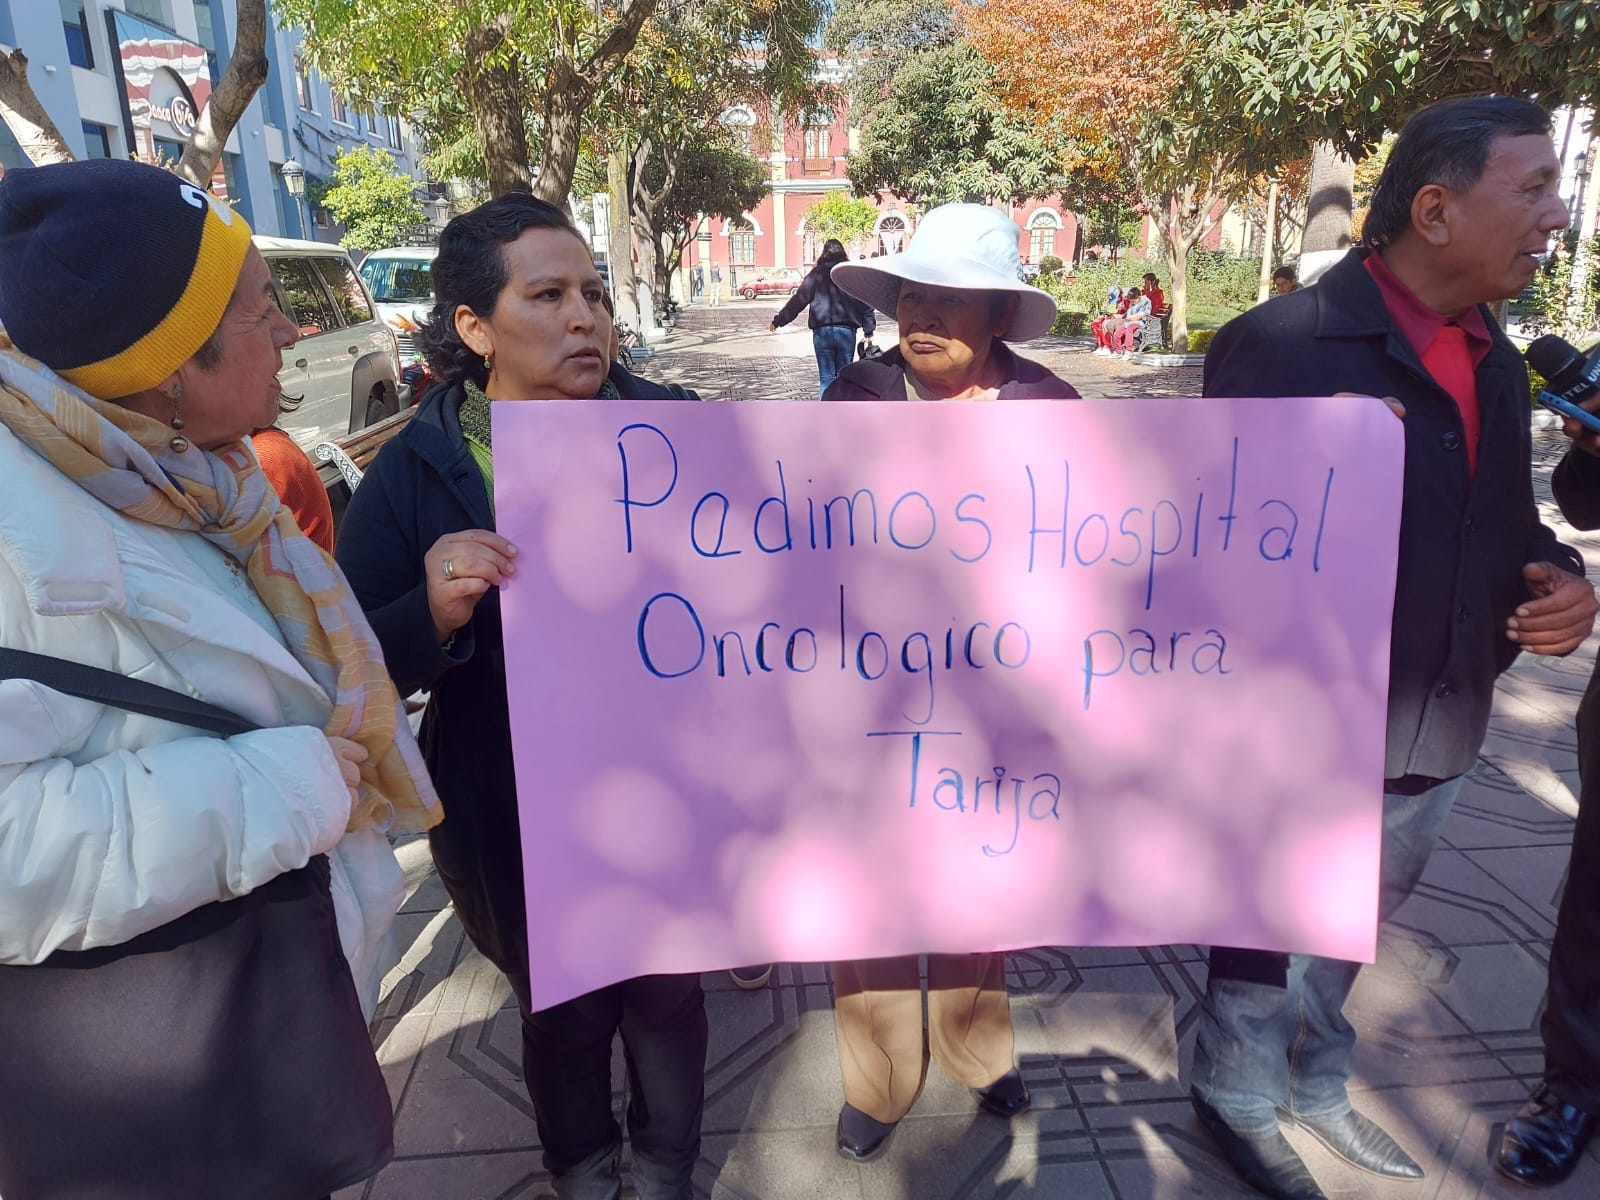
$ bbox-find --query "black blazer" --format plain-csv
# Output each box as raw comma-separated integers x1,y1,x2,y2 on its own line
1204,249,1580,782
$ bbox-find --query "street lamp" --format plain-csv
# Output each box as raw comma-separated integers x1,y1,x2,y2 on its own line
429,195,450,232
279,157,308,239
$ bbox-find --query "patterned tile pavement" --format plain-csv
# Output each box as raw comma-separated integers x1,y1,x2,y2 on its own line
340,301,1600,1199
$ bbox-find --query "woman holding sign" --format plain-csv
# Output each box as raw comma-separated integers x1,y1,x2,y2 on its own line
335,194,707,1200
818,203,1078,1161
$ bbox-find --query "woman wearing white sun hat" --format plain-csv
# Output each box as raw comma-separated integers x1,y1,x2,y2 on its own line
819,205,1078,1165
823,202,1080,403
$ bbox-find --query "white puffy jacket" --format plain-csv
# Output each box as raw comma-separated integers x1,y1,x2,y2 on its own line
0,424,404,1014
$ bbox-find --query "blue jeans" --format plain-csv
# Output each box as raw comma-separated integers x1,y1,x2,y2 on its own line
1190,775,1464,1131
813,325,857,396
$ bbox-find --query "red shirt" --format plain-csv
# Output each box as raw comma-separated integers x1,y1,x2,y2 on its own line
1364,251,1492,473
253,426,335,553
1143,284,1165,311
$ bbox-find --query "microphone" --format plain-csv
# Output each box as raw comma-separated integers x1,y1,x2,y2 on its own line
1526,335,1600,435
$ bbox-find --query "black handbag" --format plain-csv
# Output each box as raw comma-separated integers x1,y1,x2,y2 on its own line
857,338,884,360
0,649,394,1200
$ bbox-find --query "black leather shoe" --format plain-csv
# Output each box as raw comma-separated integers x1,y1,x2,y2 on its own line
1496,1085,1599,1187
1291,1108,1423,1180
836,1103,897,1163
1191,1096,1327,1200
975,1067,1032,1118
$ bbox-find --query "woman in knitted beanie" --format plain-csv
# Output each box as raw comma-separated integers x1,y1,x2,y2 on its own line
334,192,705,1200
0,158,441,1200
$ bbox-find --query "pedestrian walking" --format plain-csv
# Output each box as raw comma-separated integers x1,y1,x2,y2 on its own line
708,263,722,307
691,265,704,300
817,203,1081,1164
336,193,707,1200
767,239,878,396
1186,96,1594,1200
0,158,436,1200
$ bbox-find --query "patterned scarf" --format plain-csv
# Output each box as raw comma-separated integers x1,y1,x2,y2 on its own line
0,332,441,835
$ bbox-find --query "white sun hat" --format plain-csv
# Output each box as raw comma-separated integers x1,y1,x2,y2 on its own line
830,203,1059,342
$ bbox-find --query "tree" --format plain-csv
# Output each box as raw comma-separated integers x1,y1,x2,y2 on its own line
606,0,824,312
798,192,880,254
175,0,270,189
1,1,270,186
1168,0,1600,264
963,0,1234,348
652,139,770,293
846,40,1074,205
278,0,662,201
0,49,73,165
318,144,425,251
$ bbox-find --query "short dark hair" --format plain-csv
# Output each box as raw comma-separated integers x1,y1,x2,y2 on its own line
415,193,585,386
1142,272,1159,283
1271,265,1297,282
1364,96,1551,248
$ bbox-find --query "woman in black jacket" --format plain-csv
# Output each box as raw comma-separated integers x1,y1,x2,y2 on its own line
335,194,706,1200
768,238,877,395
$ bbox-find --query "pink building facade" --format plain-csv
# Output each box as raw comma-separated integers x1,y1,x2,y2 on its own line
686,91,1080,290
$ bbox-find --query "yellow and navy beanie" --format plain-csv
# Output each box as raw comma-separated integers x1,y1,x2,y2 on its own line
0,158,254,399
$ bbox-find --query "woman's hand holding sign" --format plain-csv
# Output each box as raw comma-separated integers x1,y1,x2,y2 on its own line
425,530,518,644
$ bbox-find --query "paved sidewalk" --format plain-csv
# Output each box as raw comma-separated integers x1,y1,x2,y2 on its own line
340,301,1600,1199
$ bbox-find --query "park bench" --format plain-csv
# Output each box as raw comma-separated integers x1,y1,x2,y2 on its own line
313,405,417,497
1133,304,1174,353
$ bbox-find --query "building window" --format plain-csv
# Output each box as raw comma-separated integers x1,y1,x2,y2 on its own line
80,121,112,158
193,0,219,85
803,125,829,162
329,92,348,125
294,55,314,111
730,223,756,266
60,0,94,70
722,105,757,156
385,113,402,148
1027,212,1061,263
124,0,167,24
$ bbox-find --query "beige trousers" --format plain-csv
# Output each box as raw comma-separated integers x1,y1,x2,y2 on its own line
831,953,1017,1124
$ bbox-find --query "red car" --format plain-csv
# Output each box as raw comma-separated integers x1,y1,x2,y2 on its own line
739,269,803,300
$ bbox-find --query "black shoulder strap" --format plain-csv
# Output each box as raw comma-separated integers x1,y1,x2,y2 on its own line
0,648,259,738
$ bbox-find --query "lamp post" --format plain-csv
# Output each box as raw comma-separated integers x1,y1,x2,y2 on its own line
428,195,450,236
279,157,308,239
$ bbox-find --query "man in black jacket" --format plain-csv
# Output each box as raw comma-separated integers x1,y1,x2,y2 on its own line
1496,421,1600,1187
1188,96,1595,1200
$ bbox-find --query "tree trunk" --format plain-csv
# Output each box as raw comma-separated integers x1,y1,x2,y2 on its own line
1256,179,1279,304
607,149,640,330
1154,185,1217,351
176,0,268,189
0,48,74,166
534,69,584,205
1567,131,1600,333
1300,141,1355,284
463,20,532,196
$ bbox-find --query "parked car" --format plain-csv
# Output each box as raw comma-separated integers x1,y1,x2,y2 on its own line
256,236,406,449
739,268,804,300
357,245,437,369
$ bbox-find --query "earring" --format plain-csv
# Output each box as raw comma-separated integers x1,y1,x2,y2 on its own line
169,383,189,453
483,354,492,373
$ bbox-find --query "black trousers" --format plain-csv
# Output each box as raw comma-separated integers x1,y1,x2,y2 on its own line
1542,682,1600,1112
506,969,708,1195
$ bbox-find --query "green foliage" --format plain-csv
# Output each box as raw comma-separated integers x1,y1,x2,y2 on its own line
1520,234,1600,342
847,41,1072,204
1168,1,1600,178
802,192,881,250
318,145,425,252
655,139,769,267
1038,253,1256,330
1038,255,1065,276
826,0,959,113
1051,309,1088,336
1184,251,1261,315
1187,328,1218,354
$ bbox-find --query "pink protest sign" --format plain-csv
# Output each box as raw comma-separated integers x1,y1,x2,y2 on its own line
493,396,1403,1011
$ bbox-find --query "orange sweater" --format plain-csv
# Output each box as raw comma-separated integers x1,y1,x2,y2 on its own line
252,426,335,553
